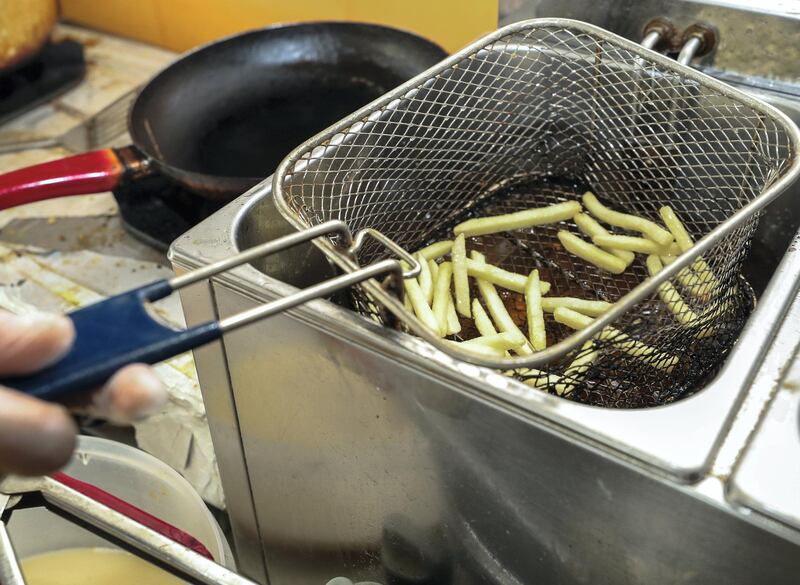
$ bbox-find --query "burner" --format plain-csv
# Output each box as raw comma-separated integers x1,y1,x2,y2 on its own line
113,175,225,251
0,40,86,126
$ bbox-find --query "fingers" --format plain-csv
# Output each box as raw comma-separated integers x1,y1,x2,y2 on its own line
75,364,167,424
0,385,77,476
0,311,75,376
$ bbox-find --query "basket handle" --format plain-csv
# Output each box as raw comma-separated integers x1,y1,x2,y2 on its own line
0,221,418,401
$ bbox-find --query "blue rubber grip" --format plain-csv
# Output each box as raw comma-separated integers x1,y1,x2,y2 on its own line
0,280,222,402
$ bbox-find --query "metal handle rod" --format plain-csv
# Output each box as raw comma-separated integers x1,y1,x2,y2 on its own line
219,258,401,332
0,137,60,155
0,523,26,585
169,219,352,291
640,30,662,50
677,36,703,66
2,476,257,585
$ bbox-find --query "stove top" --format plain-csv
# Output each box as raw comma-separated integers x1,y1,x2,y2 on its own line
113,175,225,251
0,40,86,127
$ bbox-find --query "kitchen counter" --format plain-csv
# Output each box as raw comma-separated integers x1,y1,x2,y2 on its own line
0,24,224,509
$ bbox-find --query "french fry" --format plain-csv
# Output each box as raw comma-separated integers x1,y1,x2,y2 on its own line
521,370,562,389
403,270,440,335
693,290,736,339
583,192,673,246
428,259,439,281
574,213,635,265
540,297,613,317
462,331,527,352
452,233,471,317
558,230,628,274
646,255,700,326
473,298,509,357
453,201,581,237
593,234,673,255
525,269,546,350
431,261,453,336
555,340,597,396
432,258,461,334
472,298,498,337
444,339,506,358
659,206,718,293
465,258,551,294
470,250,486,262
553,307,679,371
659,206,694,251
446,293,462,335
659,255,713,302
417,240,453,260
473,252,534,355
417,252,433,305
553,306,596,330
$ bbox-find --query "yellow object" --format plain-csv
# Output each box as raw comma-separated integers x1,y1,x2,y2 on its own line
461,331,526,352
473,264,533,355
540,297,613,317
553,307,679,372
0,0,57,68
453,201,581,237
554,340,596,396
445,292,461,335
525,269,546,350
402,261,440,335
593,234,675,255
21,547,183,585
573,212,635,265
465,258,550,294
583,192,673,246
557,230,628,274
645,255,700,327
417,240,453,261
60,0,498,54
659,206,719,294
431,261,453,335
417,252,433,305
451,233,471,318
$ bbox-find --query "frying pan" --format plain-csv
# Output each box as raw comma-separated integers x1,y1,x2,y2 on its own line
0,22,446,209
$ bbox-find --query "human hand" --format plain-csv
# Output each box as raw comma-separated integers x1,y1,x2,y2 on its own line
0,310,166,475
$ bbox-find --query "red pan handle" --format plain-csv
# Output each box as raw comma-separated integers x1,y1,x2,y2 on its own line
0,147,149,211
50,471,214,559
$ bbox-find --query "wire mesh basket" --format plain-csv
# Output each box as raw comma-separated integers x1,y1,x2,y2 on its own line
273,19,800,408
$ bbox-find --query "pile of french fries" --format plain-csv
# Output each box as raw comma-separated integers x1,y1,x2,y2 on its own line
402,191,727,395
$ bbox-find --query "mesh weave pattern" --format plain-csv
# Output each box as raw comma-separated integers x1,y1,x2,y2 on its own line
276,22,795,407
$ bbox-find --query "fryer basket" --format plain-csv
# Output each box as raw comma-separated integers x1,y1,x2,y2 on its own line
273,19,800,407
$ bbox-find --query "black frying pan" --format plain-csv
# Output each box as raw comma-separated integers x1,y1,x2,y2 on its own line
0,22,447,208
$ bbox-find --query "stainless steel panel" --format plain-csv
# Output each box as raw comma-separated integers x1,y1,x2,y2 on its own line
174,277,269,584
728,292,800,532
217,291,800,583
172,167,800,582
215,284,446,583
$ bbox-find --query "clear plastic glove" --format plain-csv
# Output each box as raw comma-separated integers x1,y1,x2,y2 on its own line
0,311,166,476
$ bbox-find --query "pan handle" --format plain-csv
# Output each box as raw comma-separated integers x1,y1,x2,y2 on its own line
0,146,149,211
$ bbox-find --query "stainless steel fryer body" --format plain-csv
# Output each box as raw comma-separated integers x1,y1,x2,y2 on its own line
170,179,800,585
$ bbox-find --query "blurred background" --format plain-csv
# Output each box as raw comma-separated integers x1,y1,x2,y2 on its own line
59,0,497,53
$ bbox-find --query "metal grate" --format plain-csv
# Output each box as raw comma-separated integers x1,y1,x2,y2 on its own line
274,19,798,408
